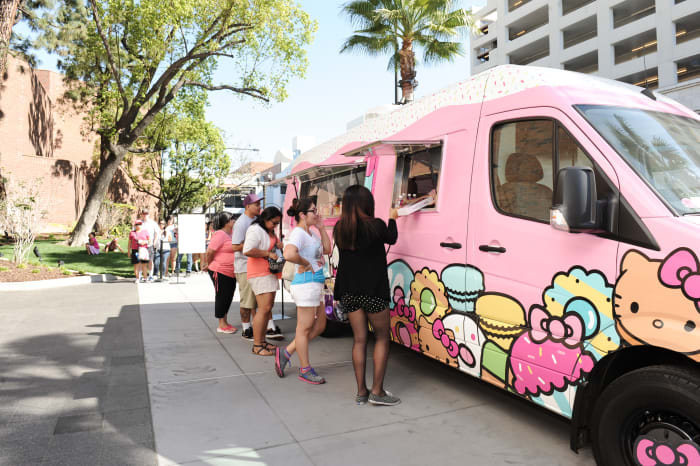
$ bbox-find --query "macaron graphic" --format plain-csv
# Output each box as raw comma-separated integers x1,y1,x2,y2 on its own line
475,294,526,351
440,265,484,312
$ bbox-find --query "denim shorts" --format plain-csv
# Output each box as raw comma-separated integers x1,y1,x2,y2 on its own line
340,294,389,314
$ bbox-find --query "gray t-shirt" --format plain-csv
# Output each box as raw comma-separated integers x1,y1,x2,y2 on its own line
232,213,255,272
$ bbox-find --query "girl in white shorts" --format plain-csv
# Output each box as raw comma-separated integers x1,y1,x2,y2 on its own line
276,198,331,384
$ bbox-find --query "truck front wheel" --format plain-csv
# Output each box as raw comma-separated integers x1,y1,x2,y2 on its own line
591,365,700,466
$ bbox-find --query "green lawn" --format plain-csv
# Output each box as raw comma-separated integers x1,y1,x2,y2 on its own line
0,238,136,277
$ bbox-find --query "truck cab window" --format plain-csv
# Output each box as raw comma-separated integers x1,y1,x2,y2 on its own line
492,120,554,222
393,145,442,210
492,118,617,226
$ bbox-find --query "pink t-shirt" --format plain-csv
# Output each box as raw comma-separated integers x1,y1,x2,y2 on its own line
129,230,150,250
207,229,235,277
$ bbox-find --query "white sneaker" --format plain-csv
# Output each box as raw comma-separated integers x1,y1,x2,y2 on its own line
134,278,140,283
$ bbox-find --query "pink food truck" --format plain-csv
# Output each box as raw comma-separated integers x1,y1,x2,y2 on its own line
278,65,700,466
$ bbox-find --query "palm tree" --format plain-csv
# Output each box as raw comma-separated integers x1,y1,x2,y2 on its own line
340,0,477,104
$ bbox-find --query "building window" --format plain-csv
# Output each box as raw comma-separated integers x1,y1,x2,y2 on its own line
618,67,659,89
675,12,700,45
676,54,700,84
563,16,597,49
392,145,442,211
613,29,657,65
280,184,287,195
612,0,655,29
562,0,596,15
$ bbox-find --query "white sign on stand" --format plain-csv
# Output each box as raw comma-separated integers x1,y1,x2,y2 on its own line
177,214,206,254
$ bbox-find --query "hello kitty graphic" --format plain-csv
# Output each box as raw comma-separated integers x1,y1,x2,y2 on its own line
614,248,700,358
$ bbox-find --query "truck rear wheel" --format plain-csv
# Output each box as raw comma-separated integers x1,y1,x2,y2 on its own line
591,365,700,466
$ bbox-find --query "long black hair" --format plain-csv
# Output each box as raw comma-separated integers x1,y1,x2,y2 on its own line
333,185,377,250
252,206,282,234
286,198,315,222
213,211,233,231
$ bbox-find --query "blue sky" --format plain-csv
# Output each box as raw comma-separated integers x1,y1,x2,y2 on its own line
21,0,486,166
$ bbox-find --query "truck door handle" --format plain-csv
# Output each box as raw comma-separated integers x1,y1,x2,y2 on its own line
479,245,506,253
439,242,462,249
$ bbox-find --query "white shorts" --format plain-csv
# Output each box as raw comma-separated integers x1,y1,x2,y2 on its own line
249,274,280,295
290,282,324,307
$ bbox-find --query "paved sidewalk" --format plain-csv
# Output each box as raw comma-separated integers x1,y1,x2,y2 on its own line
139,274,596,466
1,282,157,465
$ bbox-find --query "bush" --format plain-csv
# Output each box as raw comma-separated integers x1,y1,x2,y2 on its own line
0,176,49,264
17,263,27,269
96,201,136,236
0,266,8,272
31,268,40,273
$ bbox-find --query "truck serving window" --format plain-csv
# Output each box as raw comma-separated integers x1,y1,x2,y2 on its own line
392,144,442,210
299,166,365,218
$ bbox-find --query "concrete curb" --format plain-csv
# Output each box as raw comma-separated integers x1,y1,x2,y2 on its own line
0,273,122,291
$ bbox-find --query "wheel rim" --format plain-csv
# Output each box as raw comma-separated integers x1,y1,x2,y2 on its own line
623,409,700,465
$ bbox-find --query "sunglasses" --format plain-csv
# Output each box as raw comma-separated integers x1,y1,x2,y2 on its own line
303,209,317,214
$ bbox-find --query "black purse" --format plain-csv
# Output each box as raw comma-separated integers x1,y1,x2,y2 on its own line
268,257,285,273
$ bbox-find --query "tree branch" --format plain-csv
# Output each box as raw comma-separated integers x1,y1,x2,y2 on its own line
87,0,129,109
126,146,166,154
184,81,269,102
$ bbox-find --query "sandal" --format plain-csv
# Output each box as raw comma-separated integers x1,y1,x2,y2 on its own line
252,344,274,356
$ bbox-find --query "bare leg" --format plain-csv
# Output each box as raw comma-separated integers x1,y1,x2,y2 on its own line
253,292,275,347
286,303,326,356
366,309,391,396
240,307,253,324
348,309,369,397
287,306,315,368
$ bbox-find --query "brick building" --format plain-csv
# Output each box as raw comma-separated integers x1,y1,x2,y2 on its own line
0,55,156,232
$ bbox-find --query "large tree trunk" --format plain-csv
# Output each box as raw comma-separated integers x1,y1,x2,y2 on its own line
0,0,20,77
67,145,127,246
398,39,415,103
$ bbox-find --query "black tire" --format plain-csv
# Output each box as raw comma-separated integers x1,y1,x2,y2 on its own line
321,319,346,338
591,365,700,466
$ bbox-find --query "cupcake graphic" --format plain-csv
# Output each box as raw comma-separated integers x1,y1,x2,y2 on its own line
440,265,484,312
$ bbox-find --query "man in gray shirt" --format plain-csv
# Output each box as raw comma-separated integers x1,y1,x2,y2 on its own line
232,193,283,341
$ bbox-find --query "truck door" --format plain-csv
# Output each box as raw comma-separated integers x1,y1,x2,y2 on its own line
467,107,620,416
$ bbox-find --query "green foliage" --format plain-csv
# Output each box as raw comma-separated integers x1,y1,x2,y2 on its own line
17,263,27,269
0,266,8,272
37,0,316,141
126,95,231,216
97,200,136,235
31,268,40,273
340,0,477,101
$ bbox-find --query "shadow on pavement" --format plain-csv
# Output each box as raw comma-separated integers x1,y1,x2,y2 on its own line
0,301,157,465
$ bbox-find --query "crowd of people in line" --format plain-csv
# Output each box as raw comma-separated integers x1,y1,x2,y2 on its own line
205,186,401,406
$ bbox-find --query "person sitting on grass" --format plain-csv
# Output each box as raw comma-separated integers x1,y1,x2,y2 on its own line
104,236,125,254
85,232,101,255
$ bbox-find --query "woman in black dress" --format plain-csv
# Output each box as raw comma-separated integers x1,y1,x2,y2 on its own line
333,185,400,406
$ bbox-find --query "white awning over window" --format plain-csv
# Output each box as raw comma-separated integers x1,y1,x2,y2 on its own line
341,139,442,158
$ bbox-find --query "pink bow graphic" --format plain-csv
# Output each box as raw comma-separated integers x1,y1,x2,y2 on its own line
659,248,700,310
393,289,416,322
529,307,584,346
432,319,459,358
432,318,476,366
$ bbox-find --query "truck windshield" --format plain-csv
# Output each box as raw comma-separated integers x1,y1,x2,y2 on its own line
577,105,700,215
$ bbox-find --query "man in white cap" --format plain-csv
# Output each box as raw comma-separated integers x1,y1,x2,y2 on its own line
232,193,283,341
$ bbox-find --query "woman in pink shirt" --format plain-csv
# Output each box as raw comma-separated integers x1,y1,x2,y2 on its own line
205,211,237,334
129,220,150,283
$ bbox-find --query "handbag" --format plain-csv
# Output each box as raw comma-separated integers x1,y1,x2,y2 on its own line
281,261,296,282
268,256,285,274
137,246,149,261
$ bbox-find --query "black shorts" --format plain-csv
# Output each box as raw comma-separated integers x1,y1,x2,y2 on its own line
340,294,389,314
130,250,140,265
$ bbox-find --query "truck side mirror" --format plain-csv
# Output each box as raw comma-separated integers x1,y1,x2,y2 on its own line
550,167,600,233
